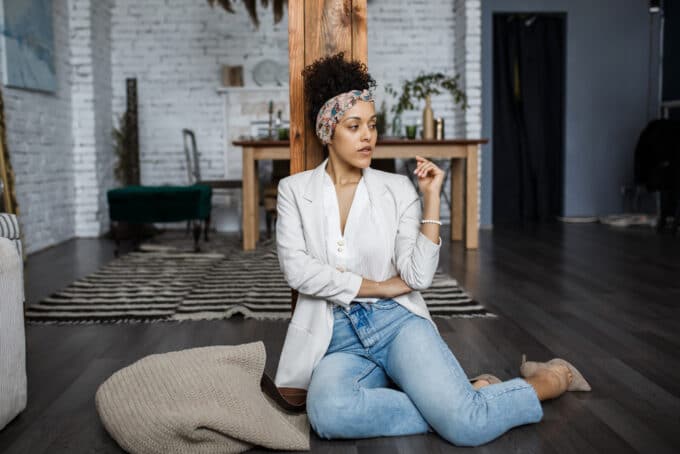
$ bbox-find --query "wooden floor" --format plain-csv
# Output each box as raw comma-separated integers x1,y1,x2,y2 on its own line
1,224,679,453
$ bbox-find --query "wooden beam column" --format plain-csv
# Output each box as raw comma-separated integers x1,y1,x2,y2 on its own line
288,0,368,174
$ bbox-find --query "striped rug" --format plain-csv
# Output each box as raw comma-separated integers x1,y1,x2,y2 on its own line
25,237,494,324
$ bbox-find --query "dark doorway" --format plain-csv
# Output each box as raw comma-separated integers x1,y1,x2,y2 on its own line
492,13,566,224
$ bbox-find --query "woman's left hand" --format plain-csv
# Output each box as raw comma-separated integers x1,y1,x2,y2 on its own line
414,156,445,196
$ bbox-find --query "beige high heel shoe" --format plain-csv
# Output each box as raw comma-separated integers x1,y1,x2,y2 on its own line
520,354,592,391
468,373,502,385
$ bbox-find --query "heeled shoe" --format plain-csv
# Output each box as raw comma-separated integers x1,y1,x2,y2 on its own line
468,373,502,385
520,354,592,391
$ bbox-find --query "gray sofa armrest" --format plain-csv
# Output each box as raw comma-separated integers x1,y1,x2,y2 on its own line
0,235,27,430
0,213,22,258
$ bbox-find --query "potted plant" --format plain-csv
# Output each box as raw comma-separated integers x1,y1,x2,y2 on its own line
385,72,468,138
375,101,387,137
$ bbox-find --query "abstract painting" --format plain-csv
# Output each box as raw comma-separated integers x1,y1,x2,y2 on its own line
0,0,56,93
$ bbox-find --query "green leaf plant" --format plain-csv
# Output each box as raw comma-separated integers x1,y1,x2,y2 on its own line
385,72,468,116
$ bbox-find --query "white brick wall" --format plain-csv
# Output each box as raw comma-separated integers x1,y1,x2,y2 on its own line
1,1,76,254
70,0,114,237
1,0,113,253
368,0,459,135
454,0,482,138
111,0,289,188
93,0,115,236
369,0,484,224
7,0,483,251
109,0,478,228
454,0,482,225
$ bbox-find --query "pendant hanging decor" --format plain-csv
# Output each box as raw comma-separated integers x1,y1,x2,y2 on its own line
207,0,287,28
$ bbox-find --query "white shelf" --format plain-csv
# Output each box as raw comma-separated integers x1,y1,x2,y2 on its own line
216,86,289,94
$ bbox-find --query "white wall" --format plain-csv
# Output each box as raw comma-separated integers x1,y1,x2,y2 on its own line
7,0,481,251
1,1,75,254
110,0,289,187
70,0,114,237
368,0,460,133
453,0,482,226
93,0,115,237
8,0,656,248
2,0,113,253
109,0,480,227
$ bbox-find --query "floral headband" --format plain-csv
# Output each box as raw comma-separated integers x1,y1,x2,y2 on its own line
315,89,374,145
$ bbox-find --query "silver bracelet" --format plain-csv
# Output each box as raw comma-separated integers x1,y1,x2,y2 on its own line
420,219,442,225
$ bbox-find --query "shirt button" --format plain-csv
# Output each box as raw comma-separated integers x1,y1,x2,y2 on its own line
336,266,345,272
337,239,344,246
337,247,344,252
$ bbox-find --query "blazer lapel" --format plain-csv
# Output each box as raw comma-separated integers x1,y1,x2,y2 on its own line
362,166,391,211
300,159,329,262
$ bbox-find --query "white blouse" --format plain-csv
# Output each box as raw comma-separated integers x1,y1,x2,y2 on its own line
322,170,393,304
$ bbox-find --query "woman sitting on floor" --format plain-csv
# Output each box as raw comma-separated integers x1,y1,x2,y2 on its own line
273,53,591,447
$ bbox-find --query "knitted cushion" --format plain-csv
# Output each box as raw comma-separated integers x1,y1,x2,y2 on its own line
95,341,309,454
107,184,212,223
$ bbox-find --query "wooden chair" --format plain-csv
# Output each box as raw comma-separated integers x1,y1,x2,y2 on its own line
263,159,290,238
182,129,242,239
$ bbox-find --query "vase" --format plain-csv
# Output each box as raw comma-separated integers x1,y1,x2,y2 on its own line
422,95,434,140
391,114,402,137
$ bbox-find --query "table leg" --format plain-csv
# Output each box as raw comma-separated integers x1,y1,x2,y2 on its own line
242,147,257,250
192,221,201,252
451,157,464,241
112,221,120,257
465,145,479,249
254,159,260,245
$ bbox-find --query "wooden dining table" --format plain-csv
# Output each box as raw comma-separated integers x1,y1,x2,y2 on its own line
233,138,488,251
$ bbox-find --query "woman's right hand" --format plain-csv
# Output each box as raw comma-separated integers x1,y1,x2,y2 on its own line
379,276,413,298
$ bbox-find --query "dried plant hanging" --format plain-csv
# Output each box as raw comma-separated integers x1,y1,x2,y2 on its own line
207,0,287,28
112,112,136,186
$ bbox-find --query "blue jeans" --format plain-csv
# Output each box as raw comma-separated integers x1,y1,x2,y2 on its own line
306,299,543,447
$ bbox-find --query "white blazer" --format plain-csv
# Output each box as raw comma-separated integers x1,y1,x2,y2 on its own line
273,159,442,390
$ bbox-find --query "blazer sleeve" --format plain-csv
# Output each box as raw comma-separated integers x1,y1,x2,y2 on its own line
394,177,442,290
276,177,363,308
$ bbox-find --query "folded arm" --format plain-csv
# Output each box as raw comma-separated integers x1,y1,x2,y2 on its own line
276,178,364,309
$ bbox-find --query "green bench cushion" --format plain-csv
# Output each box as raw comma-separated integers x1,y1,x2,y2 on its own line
107,185,212,223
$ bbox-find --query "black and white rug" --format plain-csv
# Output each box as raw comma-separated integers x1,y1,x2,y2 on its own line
25,234,494,324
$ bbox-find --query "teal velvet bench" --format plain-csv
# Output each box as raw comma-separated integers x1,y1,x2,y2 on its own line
107,184,212,253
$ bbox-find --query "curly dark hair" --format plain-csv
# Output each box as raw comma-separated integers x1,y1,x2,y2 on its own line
303,52,377,131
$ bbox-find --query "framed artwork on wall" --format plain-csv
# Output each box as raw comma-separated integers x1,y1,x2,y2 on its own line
221,65,244,87
0,0,56,93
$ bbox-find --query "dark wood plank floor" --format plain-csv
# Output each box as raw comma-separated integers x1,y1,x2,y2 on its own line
1,224,678,453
